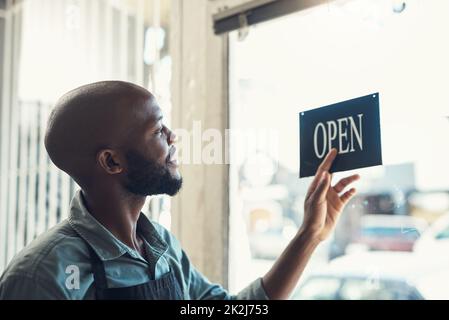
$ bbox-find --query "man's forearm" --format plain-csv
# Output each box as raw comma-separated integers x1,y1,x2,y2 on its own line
260,150,359,300
261,230,321,300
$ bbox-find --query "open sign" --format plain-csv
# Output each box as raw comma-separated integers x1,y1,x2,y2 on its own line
299,93,382,178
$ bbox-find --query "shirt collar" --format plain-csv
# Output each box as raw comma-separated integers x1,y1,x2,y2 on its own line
68,190,168,261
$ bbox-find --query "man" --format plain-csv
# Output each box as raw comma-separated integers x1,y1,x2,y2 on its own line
0,81,359,299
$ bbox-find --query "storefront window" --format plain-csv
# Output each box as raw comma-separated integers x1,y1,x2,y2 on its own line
229,0,449,299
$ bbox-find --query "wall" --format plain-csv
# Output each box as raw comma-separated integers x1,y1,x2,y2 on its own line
170,0,252,288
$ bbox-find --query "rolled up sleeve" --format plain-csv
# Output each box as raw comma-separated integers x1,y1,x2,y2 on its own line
177,246,269,300
234,277,270,300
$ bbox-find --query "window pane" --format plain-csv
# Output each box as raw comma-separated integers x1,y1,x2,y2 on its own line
229,0,449,299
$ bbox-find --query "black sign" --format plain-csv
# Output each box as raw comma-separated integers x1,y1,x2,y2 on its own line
299,93,382,178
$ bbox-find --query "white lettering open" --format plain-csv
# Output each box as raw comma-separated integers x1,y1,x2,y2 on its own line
313,113,363,158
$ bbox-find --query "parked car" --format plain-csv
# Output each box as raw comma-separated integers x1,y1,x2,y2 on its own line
413,212,449,255
348,214,428,252
292,251,449,300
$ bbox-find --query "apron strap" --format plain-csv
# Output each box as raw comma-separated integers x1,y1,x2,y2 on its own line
85,242,109,299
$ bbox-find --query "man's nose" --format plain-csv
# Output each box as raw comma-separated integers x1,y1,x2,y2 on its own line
167,128,177,145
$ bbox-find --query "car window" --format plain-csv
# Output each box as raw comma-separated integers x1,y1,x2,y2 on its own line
295,277,341,300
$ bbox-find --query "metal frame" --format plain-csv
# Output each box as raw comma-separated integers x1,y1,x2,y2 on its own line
0,0,13,273
6,0,20,262
213,0,330,34
213,0,275,21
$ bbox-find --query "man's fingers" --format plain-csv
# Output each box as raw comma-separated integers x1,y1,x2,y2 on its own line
311,171,331,203
333,174,360,193
340,188,357,205
307,149,337,197
318,148,337,173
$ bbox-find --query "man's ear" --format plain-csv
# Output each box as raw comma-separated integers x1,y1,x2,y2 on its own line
97,149,124,174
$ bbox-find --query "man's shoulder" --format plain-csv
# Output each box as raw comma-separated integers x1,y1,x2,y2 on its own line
0,219,88,285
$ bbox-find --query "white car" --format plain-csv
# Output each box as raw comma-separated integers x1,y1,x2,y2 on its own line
413,212,449,256
292,251,449,300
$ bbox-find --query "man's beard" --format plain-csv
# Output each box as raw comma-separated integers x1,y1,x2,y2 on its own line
124,149,182,196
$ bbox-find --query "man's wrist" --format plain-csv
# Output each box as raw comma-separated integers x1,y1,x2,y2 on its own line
295,228,323,248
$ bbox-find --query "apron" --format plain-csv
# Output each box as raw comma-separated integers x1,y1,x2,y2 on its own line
84,238,184,300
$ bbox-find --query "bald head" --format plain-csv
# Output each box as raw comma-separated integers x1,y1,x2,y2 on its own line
45,81,156,188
